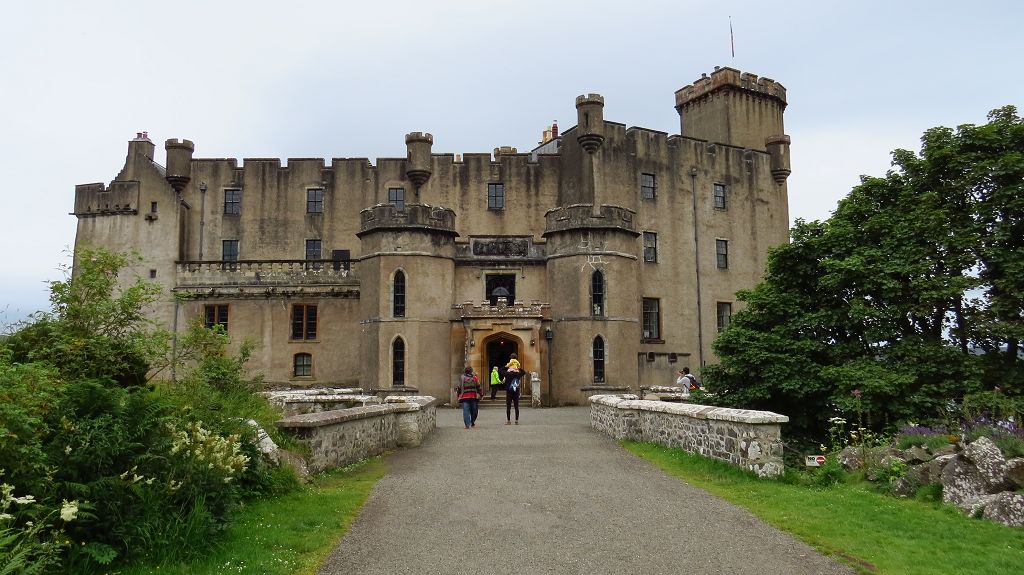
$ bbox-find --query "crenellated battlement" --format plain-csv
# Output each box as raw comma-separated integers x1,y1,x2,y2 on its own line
674,66,786,110
575,93,605,106
357,203,457,237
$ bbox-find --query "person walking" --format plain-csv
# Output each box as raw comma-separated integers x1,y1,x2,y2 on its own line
457,366,482,429
505,367,522,425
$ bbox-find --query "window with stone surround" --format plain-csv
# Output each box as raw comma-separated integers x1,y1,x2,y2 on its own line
388,187,405,211
392,337,405,386
293,353,312,377
204,304,228,332
224,189,241,215
291,304,318,340
593,336,605,383
307,188,324,214
641,173,656,200
393,270,406,318
487,183,505,210
642,298,661,341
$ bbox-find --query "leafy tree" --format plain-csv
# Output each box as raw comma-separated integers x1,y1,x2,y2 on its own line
6,249,167,386
705,107,1023,440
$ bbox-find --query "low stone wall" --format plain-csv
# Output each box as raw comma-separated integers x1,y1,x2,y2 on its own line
590,394,788,477
276,396,438,473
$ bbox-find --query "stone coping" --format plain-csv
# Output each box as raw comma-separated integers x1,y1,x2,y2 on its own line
581,385,631,392
277,396,437,428
279,394,380,405
589,394,788,424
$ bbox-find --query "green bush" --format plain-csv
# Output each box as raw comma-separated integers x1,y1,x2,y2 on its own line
0,248,297,573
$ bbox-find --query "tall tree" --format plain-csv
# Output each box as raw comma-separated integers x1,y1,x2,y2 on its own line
704,107,1023,439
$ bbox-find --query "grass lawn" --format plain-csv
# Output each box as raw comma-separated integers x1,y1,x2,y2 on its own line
115,458,385,575
624,441,1024,575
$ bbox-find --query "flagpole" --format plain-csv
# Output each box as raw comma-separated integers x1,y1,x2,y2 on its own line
730,16,735,58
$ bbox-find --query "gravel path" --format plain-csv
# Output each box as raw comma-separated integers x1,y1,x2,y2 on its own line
317,406,856,575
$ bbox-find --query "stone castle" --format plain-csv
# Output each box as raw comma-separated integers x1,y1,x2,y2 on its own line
72,66,792,404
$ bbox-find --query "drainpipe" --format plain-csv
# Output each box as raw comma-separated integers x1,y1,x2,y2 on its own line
198,182,207,260
545,327,554,406
689,168,705,367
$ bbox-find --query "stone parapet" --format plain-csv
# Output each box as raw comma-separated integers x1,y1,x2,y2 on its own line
452,299,548,319
590,395,787,477
358,203,457,237
542,204,637,237
175,260,358,288
276,396,438,473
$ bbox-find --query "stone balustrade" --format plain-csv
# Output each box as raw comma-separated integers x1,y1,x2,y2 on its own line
590,395,788,477
276,396,437,473
176,260,357,287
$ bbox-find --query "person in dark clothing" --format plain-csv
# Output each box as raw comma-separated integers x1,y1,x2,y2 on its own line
457,366,482,429
505,367,522,425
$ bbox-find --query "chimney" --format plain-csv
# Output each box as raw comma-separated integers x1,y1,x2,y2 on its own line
551,121,558,138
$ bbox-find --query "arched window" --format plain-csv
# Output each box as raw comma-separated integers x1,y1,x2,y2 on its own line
293,353,312,377
392,337,405,386
593,336,605,383
393,270,406,318
591,271,605,317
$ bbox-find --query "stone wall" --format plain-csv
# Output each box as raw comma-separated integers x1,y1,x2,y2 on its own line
276,396,437,473
590,394,788,477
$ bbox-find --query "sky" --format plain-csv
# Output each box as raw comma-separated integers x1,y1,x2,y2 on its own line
1,0,1021,327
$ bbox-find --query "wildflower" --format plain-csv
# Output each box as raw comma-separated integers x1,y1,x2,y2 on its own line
65,445,72,455
852,389,862,398
60,500,79,522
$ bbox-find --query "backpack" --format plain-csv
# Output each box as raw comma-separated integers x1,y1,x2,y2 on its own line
684,374,698,391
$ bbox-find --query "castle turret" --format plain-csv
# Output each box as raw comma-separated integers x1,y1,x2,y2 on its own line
575,94,605,153
765,135,792,184
164,138,194,193
674,67,788,154
405,132,433,190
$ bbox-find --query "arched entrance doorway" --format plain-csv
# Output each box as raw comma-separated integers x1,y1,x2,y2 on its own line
485,335,519,375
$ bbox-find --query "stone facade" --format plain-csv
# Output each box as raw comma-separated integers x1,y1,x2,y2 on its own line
72,66,791,404
590,394,788,477
276,396,437,473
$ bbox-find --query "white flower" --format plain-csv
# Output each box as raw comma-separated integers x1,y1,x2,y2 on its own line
64,446,72,455
60,500,79,522
0,513,12,521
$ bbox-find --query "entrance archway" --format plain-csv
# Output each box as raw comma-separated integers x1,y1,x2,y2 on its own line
485,334,520,375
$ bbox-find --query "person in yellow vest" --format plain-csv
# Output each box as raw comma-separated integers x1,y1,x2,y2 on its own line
489,365,502,400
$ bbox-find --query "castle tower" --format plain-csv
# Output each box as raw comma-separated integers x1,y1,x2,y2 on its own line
356,203,458,399
674,67,791,183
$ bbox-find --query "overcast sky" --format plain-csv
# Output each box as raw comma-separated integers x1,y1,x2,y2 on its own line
1,0,1021,327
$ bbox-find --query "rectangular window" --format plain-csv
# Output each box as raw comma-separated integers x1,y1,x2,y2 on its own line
643,232,658,263
713,183,727,210
204,304,229,332
306,188,324,214
150,201,158,213
305,239,322,270
293,353,312,377
224,189,241,215
716,239,729,269
642,298,661,341
717,302,733,332
388,187,405,211
291,304,318,340
487,183,505,210
149,269,157,279
640,173,656,200
222,240,239,271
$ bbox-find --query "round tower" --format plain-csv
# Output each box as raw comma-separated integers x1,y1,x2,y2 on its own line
405,132,433,190
164,139,194,192
575,94,605,153
542,205,640,404
356,203,457,399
